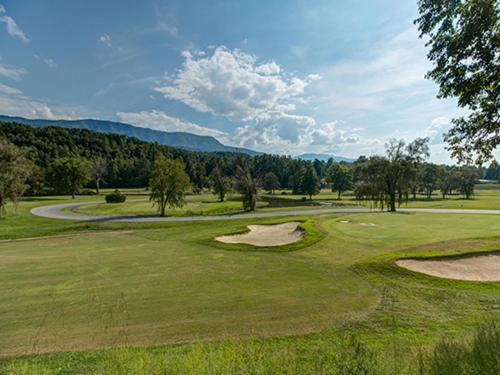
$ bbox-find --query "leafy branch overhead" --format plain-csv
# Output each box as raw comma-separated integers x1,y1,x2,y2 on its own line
415,0,499,164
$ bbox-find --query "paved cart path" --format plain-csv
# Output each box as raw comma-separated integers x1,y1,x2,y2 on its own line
30,202,500,222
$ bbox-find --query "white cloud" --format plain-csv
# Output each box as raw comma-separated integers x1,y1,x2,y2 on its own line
0,63,26,79
425,116,451,144
116,110,228,139
0,82,22,95
34,54,57,68
155,46,321,121
0,5,29,43
0,94,57,119
99,34,112,47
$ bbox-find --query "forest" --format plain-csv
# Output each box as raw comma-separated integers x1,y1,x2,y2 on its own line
1,120,499,208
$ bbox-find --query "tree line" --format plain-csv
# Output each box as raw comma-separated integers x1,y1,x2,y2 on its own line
0,121,496,216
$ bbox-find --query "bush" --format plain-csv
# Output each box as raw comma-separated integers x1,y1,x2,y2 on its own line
418,320,500,375
79,189,95,196
105,190,126,203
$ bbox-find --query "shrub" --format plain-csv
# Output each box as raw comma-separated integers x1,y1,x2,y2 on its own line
105,190,126,203
79,189,95,196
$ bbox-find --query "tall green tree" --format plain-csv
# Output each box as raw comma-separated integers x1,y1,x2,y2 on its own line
262,172,280,194
210,165,231,202
457,166,479,199
415,0,499,164
326,163,353,199
355,138,430,212
420,163,441,199
0,139,33,217
301,163,321,200
47,157,90,199
149,155,190,217
234,162,258,211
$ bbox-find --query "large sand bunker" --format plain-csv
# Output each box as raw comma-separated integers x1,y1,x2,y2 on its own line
215,222,304,247
397,253,500,281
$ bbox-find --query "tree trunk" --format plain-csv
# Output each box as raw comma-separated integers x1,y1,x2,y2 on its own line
338,191,341,200
96,179,100,195
72,190,75,199
389,193,396,212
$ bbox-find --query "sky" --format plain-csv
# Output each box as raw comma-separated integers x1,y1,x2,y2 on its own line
0,0,495,163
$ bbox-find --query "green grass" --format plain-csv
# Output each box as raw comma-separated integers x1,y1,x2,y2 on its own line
73,193,264,217
0,194,499,373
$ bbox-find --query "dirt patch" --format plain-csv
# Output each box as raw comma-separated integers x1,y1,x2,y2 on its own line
215,222,304,247
396,254,500,281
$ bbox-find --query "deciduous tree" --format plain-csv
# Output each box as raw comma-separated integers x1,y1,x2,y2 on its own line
262,172,280,194
0,139,33,217
47,157,90,199
326,163,353,199
415,0,499,164
149,155,190,217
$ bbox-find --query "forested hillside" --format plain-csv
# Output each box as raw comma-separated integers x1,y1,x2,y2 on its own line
0,115,259,155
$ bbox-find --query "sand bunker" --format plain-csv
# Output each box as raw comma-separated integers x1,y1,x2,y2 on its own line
397,254,500,281
216,222,303,247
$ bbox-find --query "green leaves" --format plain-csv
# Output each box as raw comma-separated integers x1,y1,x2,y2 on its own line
149,155,190,216
415,0,499,164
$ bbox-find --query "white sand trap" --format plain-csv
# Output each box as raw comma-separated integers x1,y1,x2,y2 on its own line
397,254,500,281
216,222,304,247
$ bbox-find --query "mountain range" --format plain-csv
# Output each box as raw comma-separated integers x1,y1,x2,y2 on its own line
0,115,356,161
0,115,260,155
295,153,356,163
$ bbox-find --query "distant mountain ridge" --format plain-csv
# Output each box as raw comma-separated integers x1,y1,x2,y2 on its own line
295,153,355,163
0,115,260,155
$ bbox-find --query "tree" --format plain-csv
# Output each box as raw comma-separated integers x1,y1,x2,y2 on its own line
234,162,258,211
0,139,33,217
438,167,452,199
91,158,106,194
485,160,500,181
415,0,499,164
457,166,479,199
288,162,305,194
301,163,321,199
326,163,353,199
355,138,430,212
149,155,190,217
262,172,280,194
47,157,90,199
420,163,441,199
211,165,231,202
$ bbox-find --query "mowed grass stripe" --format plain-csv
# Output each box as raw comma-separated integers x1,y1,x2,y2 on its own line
0,227,375,356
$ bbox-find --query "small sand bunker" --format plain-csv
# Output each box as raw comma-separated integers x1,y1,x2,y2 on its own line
397,254,500,281
216,222,304,247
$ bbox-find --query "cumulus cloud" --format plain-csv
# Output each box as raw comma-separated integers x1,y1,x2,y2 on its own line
117,110,228,139
0,94,57,119
99,34,112,47
155,46,321,121
0,5,29,43
425,116,451,144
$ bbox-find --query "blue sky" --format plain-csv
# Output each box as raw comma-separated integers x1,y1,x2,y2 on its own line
0,0,493,163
